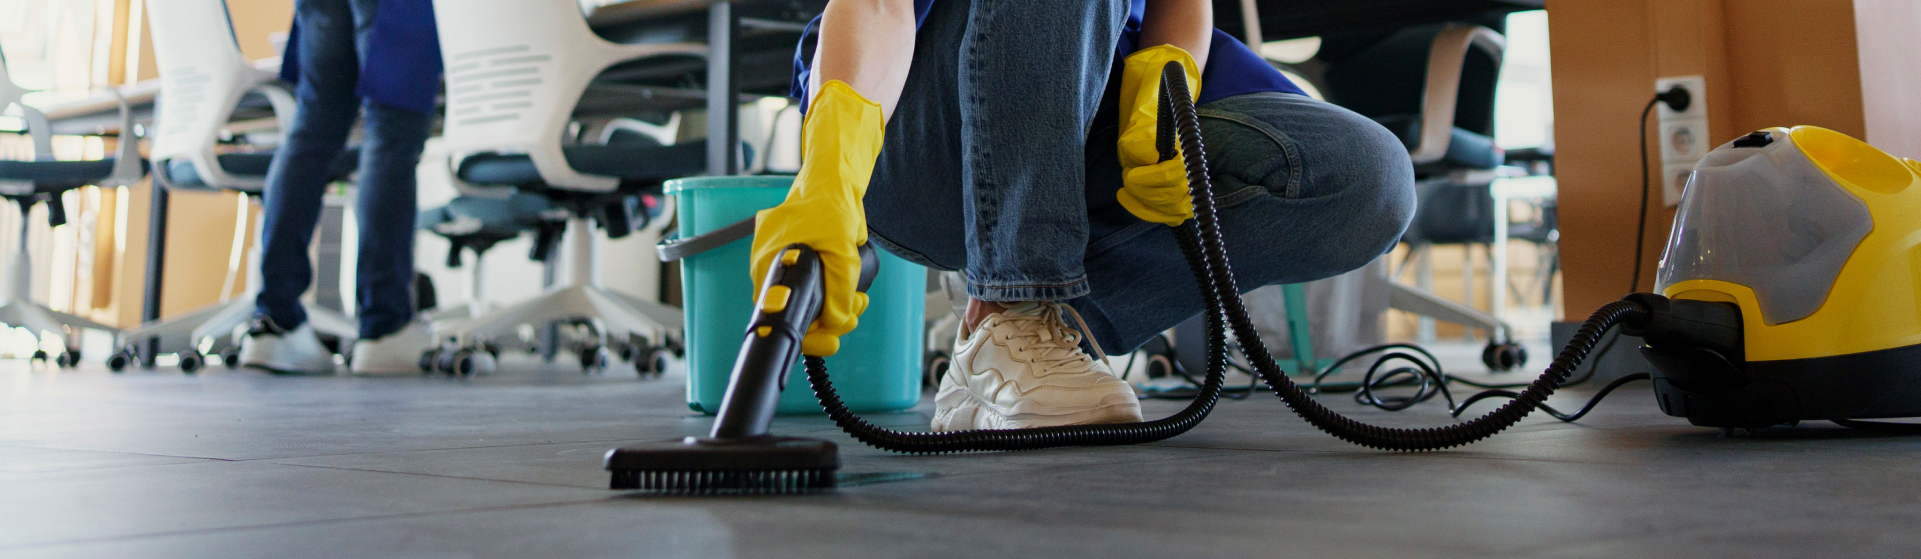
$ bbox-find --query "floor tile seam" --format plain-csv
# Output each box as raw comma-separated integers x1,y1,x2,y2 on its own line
266,461,609,490
238,436,701,463
1135,441,1636,466
0,442,239,463
837,445,1253,482
0,498,608,552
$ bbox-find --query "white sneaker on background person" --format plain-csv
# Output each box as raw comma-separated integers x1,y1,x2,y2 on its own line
349,321,435,375
932,301,1144,431
239,316,338,375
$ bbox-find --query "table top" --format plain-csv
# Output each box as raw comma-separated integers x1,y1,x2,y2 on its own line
31,0,1542,134
1222,0,1545,41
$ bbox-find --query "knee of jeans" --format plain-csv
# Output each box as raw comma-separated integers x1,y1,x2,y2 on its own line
1319,118,1417,274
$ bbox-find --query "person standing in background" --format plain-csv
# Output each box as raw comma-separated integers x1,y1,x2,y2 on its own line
240,0,441,375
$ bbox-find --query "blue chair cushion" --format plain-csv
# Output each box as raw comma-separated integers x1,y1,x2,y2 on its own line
455,141,715,190
162,149,360,190
0,158,143,191
418,193,555,241
1372,115,1503,172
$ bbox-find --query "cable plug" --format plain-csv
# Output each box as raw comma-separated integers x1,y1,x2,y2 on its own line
1655,85,1692,113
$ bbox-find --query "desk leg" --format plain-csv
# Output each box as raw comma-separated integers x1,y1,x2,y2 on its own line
141,186,168,368
707,2,740,176
1491,184,1508,339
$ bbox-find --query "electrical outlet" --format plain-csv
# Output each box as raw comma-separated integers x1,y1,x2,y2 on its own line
1655,75,1708,207
1654,76,1707,120
1659,120,1710,161
1661,162,1695,207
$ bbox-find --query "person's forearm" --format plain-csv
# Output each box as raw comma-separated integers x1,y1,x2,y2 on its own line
808,0,917,119
1138,0,1212,70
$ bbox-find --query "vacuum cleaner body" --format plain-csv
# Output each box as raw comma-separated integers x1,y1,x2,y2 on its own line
1644,126,1921,428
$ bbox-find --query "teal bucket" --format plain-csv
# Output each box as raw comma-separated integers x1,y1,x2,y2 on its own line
663,176,924,415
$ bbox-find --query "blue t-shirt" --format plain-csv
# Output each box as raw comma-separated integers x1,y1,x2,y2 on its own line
789,0,1302,112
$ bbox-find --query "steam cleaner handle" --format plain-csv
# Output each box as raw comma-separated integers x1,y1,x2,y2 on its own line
709,243,879,440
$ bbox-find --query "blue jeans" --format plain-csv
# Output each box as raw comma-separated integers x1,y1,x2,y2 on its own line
255,0,432,339
864,0,1416,352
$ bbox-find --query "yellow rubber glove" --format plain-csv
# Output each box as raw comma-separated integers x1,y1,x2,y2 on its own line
749,80,885,357
1116,45,1202,226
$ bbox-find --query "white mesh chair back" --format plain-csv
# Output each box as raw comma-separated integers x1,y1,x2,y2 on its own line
432,0,703,192
0,45,141,185
146,0,296,191
0,46,53,161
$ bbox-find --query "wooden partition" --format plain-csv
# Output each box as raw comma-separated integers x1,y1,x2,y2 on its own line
1544,0,1913,316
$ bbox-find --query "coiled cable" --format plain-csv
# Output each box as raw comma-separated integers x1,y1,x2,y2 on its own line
805,62,1649,453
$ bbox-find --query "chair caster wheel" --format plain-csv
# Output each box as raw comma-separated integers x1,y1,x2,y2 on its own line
452,349,495,377
31,350,48,363
419,349,440,374
634,346,671,378
179,351,205,373
106,351,132,372
436,349,461,376
55,350,78,368
1144,353,1176,380
578,346,609,373
1482,341,1528,372
220,347,241,368
923,351,951,387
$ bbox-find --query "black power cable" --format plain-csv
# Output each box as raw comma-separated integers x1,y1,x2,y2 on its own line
803,62,1651,454
1632,86,1694,293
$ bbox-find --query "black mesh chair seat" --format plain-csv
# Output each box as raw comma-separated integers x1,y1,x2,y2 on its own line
0,158,147,192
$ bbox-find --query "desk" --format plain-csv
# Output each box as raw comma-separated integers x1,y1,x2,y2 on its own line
1217,0,1545,42
41,0,818,150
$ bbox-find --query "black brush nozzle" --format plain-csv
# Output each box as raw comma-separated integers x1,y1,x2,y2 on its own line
605,436,840,493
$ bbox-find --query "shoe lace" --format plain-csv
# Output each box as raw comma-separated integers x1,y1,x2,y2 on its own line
247,315,287,337
996,302,1111,374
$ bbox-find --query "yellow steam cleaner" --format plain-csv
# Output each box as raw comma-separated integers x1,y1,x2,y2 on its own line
606,60,1921,493
1638,125,1921,429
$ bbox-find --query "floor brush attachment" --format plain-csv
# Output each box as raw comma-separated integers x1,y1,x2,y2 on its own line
606,243,879,493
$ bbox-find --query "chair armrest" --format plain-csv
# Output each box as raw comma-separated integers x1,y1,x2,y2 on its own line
1412,25,1505,166
102,88,146,187
14,103,55,162
249,81,300,143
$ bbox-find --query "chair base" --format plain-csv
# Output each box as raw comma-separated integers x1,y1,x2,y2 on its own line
118,298,357,367
444,284,681,354
0,300,116,359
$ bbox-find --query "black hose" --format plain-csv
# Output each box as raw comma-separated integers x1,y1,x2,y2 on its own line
804,62,1649,453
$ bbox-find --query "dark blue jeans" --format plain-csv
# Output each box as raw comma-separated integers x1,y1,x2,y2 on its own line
864,0,1416,352
255,0,432,339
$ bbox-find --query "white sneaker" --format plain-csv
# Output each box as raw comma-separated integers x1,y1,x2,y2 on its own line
350,321,435,375
931,301,1144,431
239,317,337,375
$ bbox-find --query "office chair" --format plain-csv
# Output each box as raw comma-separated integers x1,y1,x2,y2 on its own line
414,192,556,369
0,48,144,367
1319,20,1527,370
426,0,708,375
112,0,358,372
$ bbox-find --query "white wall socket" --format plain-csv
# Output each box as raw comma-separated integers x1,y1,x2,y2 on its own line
1654,75,1708,207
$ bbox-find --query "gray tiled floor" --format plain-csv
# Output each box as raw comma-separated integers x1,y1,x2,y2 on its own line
5,349,1920,558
